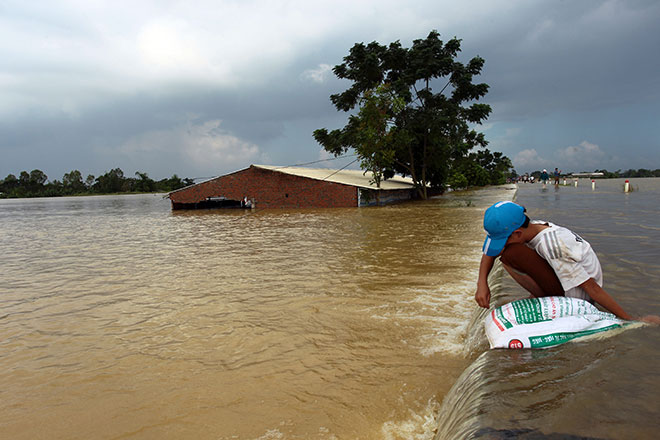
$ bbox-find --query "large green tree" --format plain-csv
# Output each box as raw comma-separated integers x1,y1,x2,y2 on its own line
314,31,493,198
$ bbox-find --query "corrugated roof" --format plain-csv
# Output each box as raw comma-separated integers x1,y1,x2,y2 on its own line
254,165,416,190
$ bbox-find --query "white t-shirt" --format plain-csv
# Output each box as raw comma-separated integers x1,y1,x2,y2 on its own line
527,221,603,302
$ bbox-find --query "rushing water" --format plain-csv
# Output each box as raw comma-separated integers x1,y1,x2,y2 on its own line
0,187,512,440
436,178,660,440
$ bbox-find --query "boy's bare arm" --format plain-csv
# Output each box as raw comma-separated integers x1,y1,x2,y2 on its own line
475,254,495,308
580,279,660,324
580,278,632,320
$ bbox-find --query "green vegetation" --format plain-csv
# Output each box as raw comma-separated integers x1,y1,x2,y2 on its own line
314,30,515,197
593,169,660,178
0,168,194,199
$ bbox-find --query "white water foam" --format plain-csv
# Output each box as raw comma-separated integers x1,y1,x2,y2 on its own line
382,398,440,440
254,429,284,440
367,265,484,356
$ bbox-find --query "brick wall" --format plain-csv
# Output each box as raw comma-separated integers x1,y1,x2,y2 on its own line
169,166,359,209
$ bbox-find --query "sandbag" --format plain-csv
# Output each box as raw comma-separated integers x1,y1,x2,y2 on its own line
485,296,627,349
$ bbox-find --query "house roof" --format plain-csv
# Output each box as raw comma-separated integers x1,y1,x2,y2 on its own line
253,165,416,190
168,164,418,197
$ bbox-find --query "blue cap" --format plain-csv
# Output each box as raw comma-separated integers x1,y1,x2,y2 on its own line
482,201,526,256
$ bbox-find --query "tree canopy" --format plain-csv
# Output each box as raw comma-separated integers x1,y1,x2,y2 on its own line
314,30,514,197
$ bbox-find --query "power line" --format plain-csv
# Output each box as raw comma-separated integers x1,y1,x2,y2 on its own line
271,153,357,170
322,157,361,181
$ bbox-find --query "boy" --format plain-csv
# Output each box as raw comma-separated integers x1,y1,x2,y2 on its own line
475,201,659,324
553,168,561,185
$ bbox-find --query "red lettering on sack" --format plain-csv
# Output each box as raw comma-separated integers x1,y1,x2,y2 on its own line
508,339,524,349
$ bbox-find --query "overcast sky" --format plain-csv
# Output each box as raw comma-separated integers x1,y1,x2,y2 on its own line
2,0,659,181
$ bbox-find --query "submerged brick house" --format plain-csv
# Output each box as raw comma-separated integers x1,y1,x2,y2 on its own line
167,164,421,209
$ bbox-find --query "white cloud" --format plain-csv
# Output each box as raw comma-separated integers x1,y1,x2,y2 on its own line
557,140,605,168
136,18,210,74
118,119,262,173
184,120,261,166
301,64,333,83
514,141,609,172
514,148,545,168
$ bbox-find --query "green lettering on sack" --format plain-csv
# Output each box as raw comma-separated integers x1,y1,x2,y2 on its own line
511,299,545,324
528,324,623,348
495,308,513,329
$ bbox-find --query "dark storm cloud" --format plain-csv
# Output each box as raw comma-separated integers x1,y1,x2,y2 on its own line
462,1,660,119
2,0,659,178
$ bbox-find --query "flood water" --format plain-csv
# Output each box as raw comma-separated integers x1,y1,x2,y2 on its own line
0,186,511,440
1,178,659,440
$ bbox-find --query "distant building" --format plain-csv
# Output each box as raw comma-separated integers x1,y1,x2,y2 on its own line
167,164,424,209
569,172,605,178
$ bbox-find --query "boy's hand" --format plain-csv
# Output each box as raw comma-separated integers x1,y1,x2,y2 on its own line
639,315,660,325
475,284,491,308
475,254,496,309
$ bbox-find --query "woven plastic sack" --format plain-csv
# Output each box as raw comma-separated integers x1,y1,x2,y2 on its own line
485,296,626,349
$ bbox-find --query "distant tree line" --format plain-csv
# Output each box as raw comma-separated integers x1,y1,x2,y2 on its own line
0,168,194,199
593,169,660,178
526,168,660,179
